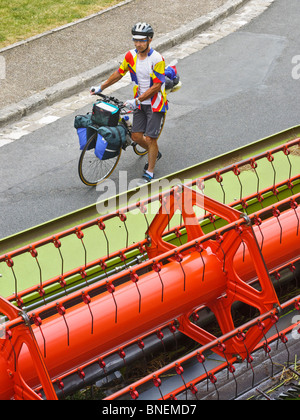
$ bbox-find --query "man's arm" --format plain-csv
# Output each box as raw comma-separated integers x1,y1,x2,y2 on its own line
90,70,123,94
101,70,123,91
137,82,162,104
125,82,162,110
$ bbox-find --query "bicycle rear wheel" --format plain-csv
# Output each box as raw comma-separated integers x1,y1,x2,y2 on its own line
78,133,121,186
132,112,166,156
132,142,148,156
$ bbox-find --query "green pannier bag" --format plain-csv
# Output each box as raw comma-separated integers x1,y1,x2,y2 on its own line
74,113,93,129
95,124,127,160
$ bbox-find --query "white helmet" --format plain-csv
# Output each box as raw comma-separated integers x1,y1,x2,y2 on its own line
132,22,154,40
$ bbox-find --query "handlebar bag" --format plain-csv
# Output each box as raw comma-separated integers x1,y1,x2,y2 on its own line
92,101,120,127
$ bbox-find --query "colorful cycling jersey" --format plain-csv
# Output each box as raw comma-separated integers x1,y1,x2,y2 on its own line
118,48,168,113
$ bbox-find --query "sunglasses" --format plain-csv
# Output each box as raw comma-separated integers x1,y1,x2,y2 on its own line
132,38,148,43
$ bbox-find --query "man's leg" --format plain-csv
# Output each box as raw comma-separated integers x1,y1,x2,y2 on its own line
132,106,164,183
131,132,159,174
131,132,149,150
144,136,158,174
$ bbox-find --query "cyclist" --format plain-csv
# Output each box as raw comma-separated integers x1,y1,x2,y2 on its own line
91,22,167,184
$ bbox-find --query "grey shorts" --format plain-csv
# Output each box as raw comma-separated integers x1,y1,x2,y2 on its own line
132,104,165,139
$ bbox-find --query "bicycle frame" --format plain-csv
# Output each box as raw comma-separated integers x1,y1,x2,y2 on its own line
78,82,182,186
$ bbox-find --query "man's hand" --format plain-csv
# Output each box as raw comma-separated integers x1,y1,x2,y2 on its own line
90,85,102,95
124,98,139,110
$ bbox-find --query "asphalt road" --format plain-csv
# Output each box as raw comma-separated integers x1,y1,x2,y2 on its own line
1,0,300,239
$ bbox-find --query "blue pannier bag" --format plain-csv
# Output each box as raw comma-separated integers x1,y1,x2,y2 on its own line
94,124,127,160
74,113,95,150
77,127,87,150
77,126,97,150
94,133,108,160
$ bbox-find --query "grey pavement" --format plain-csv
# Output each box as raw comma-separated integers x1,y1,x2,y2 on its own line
0,0,285,238
0,0,274,148
0,0,251,127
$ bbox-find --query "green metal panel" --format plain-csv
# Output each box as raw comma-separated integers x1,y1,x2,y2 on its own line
0,125,299,299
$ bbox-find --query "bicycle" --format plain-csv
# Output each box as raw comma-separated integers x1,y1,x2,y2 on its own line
78,82,181,187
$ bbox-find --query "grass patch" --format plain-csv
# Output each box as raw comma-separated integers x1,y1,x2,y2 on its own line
0,0,121,48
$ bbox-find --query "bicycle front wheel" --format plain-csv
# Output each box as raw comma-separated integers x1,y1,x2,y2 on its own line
78,133,121,187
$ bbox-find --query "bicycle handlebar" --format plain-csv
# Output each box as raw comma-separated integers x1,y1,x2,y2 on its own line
91,91,126,109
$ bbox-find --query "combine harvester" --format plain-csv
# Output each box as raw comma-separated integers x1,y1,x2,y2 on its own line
0,126,299,400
